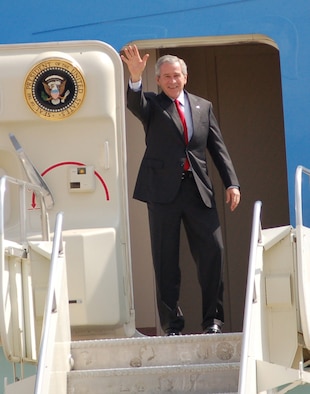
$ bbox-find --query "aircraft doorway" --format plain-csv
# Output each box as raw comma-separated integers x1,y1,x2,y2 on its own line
124,37,289,334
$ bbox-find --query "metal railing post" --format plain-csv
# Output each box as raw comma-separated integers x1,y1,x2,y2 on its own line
295,165,310,228
238,200,262,394
34,211,64,394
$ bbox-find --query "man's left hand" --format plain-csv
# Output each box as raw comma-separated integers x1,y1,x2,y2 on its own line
226,187,241,212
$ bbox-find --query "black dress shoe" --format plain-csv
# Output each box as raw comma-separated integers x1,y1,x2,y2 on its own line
165,328,181,336
203,324,222,334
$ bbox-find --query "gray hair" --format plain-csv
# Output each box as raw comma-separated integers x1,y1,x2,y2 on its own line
155,54,188,77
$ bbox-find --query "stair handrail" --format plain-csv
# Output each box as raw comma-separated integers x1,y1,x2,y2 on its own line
34,211,64,394
238,200,262,394
295,165,310,351
0,175,50,366
295,165,310,227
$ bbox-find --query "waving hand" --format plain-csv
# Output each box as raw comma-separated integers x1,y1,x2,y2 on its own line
121,44,150,82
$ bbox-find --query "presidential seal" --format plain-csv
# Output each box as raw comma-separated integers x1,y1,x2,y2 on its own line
24,57,86,120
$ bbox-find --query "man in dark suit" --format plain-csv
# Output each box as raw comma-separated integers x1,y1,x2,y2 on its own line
121,45,240,336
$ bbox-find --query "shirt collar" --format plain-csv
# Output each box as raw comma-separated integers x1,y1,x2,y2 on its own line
176,90,185,106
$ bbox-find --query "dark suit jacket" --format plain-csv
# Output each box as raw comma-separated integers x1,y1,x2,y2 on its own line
127,87,239,208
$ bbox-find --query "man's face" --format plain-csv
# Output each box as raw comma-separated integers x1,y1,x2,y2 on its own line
156,61,187,100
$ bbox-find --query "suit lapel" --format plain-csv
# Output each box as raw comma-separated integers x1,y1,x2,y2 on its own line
186,92,202,144
158,93,185,140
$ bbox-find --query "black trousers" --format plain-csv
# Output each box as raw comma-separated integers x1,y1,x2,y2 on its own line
147,176,224,332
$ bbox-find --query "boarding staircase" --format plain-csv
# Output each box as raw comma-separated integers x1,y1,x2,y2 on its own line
68,332,241,393
2,166,310,393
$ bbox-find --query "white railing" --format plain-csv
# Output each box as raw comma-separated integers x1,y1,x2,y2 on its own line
0,173,71,393
0,175,50,374
295,165,310,227
34,211,67,394
238,200,262,394
295,165,310,350
238,166,310,393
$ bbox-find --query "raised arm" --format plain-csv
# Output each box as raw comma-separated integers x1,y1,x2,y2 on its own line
121,44,150,82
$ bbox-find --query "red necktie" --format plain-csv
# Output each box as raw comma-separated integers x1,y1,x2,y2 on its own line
175,99,190,171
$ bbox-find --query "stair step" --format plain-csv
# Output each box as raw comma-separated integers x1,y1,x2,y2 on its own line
71,332,242,370
68,362,240,393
